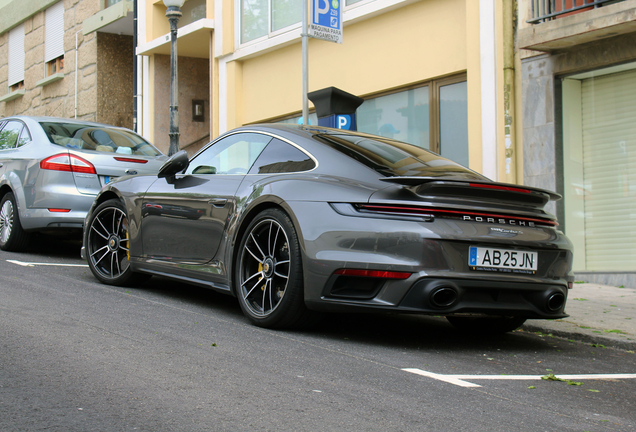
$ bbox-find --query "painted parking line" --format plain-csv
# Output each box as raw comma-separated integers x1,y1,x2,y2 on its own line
402,368,636,388
7,259,88,268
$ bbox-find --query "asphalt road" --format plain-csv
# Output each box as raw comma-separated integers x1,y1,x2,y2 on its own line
1,235,635,431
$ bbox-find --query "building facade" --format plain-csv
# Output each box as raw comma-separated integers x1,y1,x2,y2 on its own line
137,0,517,185
518,0,636,286
0,0,135,127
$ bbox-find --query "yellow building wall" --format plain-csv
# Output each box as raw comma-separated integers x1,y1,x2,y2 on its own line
227,0,498,174
240,0,468,122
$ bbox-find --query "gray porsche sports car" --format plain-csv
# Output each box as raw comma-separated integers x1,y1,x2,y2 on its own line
82,124,574,332
0,116,167,251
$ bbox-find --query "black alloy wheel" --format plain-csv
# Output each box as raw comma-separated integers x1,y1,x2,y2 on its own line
236,208,311,328
446,315,527,334
0,192,30,252
86,199,149,286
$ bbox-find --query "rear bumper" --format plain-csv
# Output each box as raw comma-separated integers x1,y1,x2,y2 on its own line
20,207,87,231
308,276,568,319
290,201,574,319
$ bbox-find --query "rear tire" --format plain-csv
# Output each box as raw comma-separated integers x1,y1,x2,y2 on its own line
0,192,30,252
235,208,315,329
446,315,527,334
85,199,150,286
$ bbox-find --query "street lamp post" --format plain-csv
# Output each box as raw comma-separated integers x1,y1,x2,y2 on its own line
163,0,186,156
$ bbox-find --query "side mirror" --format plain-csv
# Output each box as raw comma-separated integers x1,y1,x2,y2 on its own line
158,150,189,179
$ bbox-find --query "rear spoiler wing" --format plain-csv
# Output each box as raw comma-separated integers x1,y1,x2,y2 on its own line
379,176,562,202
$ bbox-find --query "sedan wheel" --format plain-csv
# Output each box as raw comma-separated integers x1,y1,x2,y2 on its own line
446,315,527,334
0,192,30,252
236,208,312,328
86,199,149,286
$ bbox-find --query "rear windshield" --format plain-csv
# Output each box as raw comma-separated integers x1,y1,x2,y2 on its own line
40,122,162,157
314,132,487,180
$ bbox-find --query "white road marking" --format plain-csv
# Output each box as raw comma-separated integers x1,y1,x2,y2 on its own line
7,260,88,268
403,368,636,388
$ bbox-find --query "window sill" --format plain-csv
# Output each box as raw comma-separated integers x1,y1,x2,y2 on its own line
0,89,25,103
36,73,65,87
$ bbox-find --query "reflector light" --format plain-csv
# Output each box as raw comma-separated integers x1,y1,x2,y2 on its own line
40,154,96,174
114,157,148,164
334,269,411,279
469,183,531,194
48,208,71,213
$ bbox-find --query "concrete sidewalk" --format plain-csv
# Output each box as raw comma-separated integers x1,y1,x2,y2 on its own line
522,283,636,350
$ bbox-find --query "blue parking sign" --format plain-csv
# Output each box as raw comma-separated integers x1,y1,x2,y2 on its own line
309,0,343,44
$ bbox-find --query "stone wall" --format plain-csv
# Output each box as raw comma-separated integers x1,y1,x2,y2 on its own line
153,54,210,155
97,32,133,128
521,53,557,217
0,0,99,120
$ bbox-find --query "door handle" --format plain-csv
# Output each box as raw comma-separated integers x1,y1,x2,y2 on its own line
209,198,227,207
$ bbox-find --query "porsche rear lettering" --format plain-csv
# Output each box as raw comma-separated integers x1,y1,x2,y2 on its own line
462,215,535,227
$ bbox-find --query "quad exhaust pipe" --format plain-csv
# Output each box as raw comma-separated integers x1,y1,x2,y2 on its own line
429,286,459,308
546,292,565,312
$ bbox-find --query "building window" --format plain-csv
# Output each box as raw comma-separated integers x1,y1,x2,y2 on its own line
10,81,25,93
46,56,64,76
357,74,468,166
45,2,65,76
240,0,302,44
8,23,25,91
180,0,207,27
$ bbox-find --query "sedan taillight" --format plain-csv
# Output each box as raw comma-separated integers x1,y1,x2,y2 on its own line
40,154,96,174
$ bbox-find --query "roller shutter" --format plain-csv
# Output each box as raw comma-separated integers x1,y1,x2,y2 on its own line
45,2,65,63
8,24,25,87
581,69,636,270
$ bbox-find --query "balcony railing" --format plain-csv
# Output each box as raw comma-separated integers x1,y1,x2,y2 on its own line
527,0,624,23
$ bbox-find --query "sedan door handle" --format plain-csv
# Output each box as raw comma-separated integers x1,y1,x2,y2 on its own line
209,198,227,207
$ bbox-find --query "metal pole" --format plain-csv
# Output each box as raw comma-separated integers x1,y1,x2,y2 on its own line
302,0,308,126
133,0,138,132
166,6,182,155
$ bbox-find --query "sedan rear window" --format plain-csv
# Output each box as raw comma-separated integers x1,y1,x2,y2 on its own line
40,122,162,157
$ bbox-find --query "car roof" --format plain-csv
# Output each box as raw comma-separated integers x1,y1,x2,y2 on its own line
0,115,132,131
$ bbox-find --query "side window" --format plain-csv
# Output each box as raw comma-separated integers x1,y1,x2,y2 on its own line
0,121,24,150
186,132,272,175
249,138,315,174
17,127,32,147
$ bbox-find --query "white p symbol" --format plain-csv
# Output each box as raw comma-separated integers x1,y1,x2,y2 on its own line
314,0,329,22
338,116,348,129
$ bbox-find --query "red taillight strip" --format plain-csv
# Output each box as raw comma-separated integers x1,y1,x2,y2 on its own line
40,154,96,174
48,208,71,213
469,183,531,194
358,204,558,226
114,157,148,164
334,269,412,279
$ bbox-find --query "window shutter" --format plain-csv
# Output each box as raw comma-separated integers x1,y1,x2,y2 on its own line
45,2,65,63
8,24,25,86
581,69,636,271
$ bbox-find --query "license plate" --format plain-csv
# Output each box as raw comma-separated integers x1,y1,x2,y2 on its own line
469,246,537,274
101,175,117,186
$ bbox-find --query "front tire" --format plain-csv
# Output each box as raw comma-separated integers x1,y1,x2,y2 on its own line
0,192,30,252
235,208,311,329
85,199,149,286
446,315,527,334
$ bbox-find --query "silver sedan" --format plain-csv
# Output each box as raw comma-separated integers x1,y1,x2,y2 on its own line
0,116,167,251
